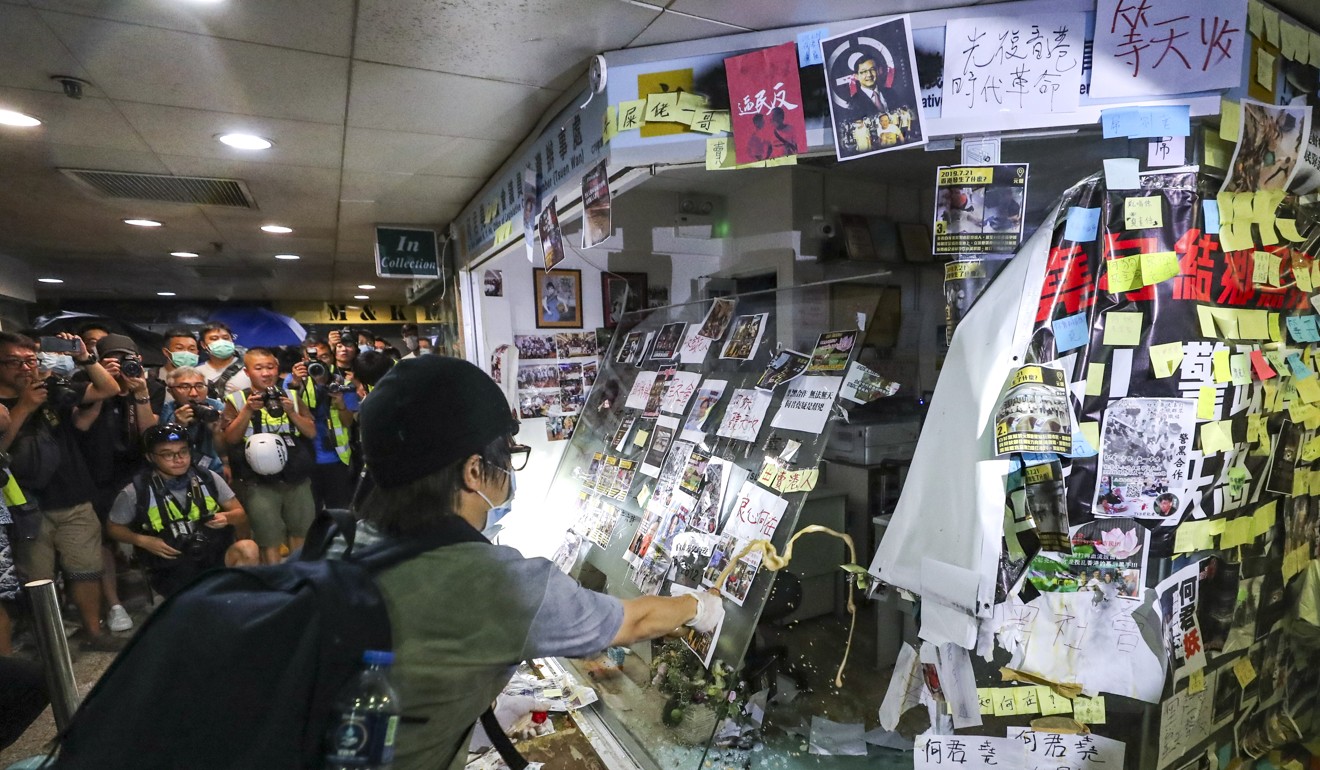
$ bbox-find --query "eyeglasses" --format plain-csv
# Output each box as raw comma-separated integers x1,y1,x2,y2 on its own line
170,382,208,391
509,444,531,472
0,357,38,370
856,67,878,76
154,449,191,461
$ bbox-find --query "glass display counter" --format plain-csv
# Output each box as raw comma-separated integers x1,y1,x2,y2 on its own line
517,274,914,769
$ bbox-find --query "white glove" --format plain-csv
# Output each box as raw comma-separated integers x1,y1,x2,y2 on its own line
685,591,725,634
468,694,553,752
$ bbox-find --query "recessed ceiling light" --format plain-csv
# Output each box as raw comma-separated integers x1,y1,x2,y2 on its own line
274,253,300,261
157,291,176,296
217,133,272,150
353,294,370,300
37,277,63,284
261,224,293,234
357,284,376,290
170,251,199,258
0,109,41,127
124,218,162,227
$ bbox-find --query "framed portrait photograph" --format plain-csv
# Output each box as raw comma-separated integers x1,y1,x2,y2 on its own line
602,272,648,328
534,268,583,329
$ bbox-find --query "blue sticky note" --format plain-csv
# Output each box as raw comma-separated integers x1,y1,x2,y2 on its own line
1287,315,1320,342
1068,426,1098,458
797,29,829,67
1064,207,1101,242
1288,353,1314,379
1101,105,1192,139
1203,200,1220,234
1053,312,1090,352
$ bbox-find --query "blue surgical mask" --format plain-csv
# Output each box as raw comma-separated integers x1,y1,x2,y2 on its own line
170,351,199,368
359,344,374,354
476,467,516,538
207,340,235,359
37,352,75,377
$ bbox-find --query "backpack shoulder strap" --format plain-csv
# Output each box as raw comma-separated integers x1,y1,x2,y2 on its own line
132,472,153,528
350,515,489,574
214,359,244,393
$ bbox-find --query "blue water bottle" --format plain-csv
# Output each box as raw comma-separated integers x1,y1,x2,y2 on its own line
325,650,402,769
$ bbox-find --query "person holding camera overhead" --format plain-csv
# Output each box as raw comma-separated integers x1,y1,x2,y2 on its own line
220,347,318,564
0,331,123,652
105,423,258,598
286,336,358,511
159,366,229,483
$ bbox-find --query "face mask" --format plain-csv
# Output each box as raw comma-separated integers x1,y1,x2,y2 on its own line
170,351,199,368
476,467,516,538
207,340,235,359
37,352,76,377
403,335,418,349
418,348,433,355
359,344,374,354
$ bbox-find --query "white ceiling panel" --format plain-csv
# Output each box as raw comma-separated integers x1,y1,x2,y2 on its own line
40,11,350,124
347,61,559,142
0,3,96,94
44,144,171,174
27,0,356,56
340,170,480,209
626,12,742,49
354,0,658,88
0,89,150,153
343,127,507,179
664,0,1004,30
118,103,344,169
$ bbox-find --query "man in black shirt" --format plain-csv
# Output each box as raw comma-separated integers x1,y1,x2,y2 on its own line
0,331,123,651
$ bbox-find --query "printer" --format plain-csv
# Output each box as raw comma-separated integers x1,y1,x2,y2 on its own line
824,398,924,466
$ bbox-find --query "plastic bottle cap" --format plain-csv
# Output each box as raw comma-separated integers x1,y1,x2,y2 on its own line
363,650,394,666
531,711,548,725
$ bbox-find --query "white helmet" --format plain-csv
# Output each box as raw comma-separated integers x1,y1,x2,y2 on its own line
245,433,288,476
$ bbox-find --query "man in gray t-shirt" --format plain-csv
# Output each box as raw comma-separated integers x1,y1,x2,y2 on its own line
356,357,725,770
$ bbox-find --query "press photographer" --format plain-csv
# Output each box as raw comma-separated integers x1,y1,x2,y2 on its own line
287,343,357,510
105,424,257,598
220,348,317,564
159,366,228,481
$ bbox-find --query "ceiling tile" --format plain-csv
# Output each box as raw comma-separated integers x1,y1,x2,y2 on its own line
118,103,343,169
626,11,743,48
343,127,508,178
40,11,350,123
354,0,658,88
347,61,560,142
156,155,342,229
0,88,152,153
28,0,355,56
0,5,96,95
340,171,481,209
663,0,995,29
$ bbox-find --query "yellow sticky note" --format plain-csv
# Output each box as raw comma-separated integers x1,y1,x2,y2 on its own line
1229,352,1251,385
1253,501,1277,537
675,92,707,125
1197,386,1217,420
633,429,650,447
1219,223,1254,253
1205,130,1231,169
1213,350,1232,383
1211,308,1240,339
1223,516,1255,548
1080,422,1100,449
1297,375,1320,404
1103,311,1143,346
1297,260,1315,291
1150,341,1184,378
1073,695,1106,724
1199,420,1234,454
978,688,995,715
1220,99,1241,142
1197,306,1217,338
705,137,735,171
603,105,619,142
1217,191,1239,226
1239,309,1270,340
1175,520,1216,553
689,109,730,134
1257,48,1277,88
493,220,514,245
1252,251,1274,285
1234,193,1256,225
644,92,682,123
1269,313,1283,343
1037,687,1072,716
1233,656,1257,688
1141,251,1181,285
1188,669,1206,694
1263,8,1280,46
616,99,646,131
1106,254,1143,292
1013,686,1041,715
1125,197,1163,230
763,154,797,167
992,688,1018,717
1086,364,1106,396
1303,436,1320,463
1279,218,1306,242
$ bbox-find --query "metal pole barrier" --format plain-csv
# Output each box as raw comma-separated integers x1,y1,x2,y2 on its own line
25,579,80,730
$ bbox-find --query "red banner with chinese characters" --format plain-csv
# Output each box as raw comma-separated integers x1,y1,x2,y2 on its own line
724,42,807,165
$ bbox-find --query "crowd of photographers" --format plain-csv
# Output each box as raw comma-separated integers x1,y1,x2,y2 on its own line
0,320,427,677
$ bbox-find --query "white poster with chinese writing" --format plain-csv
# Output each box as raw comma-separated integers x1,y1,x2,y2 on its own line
1156,561,1208,681
1093,398,1196,520
712,480,789,605
1006,728,1126,770
941,14,1085,128
660,370,702,416
770,376,844,434
1091,0,1247,98
677,324,714,365
716,388,773,443
623,371,657,411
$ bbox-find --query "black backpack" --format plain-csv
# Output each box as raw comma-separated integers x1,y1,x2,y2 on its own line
47,510,528,770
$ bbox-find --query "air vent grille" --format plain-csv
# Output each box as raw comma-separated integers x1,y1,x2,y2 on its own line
60,169,257,208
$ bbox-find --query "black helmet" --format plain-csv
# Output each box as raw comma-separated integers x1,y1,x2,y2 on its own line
143,423,188,454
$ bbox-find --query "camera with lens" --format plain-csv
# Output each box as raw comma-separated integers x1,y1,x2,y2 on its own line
190,402,221,424
339,327,354,344
326,376,350,395
260,386,285,418
44,375,82,409
118,354,144,379
306,360,327,379
182,516,219,562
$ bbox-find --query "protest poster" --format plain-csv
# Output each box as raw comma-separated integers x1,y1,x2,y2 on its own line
940,14,1085,127
724,42,807,164
1091,0,1247,98
944,256,1012,345
993,365,1070,455
708,480,789,605
1221,100,1311,194
721,314,768,360
1157,561,1209,681
806,331,857,373
1092,398,1196,519
755,350,810,391
1026,518,1148,599
716,388,773,443
650,322,687,360
933,164,1028,256
697,298,737,340
770,376,844,434
819,16,926,160
839,361,899,404
681,380,728,442
537,197,564,270
581,160,612,248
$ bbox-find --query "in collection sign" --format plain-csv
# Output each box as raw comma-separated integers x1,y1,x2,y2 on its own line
374,226,442,279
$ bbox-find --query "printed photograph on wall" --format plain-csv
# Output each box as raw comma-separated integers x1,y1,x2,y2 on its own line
819,16,927,161
537,196,565,271
534,268,583,329
482,269,503,296
602,272,648,328
581,160,613,248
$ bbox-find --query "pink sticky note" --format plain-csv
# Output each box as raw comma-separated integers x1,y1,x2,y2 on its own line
1250,350,1276,380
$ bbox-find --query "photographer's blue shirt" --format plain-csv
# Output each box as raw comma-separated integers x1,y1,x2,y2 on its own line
160,398,226,472
283,376,359,465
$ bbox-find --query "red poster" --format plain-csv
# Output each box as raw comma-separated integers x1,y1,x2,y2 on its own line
724,42,806,165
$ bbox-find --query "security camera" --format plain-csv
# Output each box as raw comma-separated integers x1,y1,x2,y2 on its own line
815,222,836,238
51,76,90,100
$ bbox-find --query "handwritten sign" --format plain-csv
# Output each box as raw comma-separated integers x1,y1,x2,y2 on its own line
713,481,789,605
915,735,1024,770
1156,562,1207,680
1007,728,1125,770
770,376,844,434
716,388,772,443
1157,677,1215,768
1092,0,1247,98
941,14,1085,127
660,371,702,415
